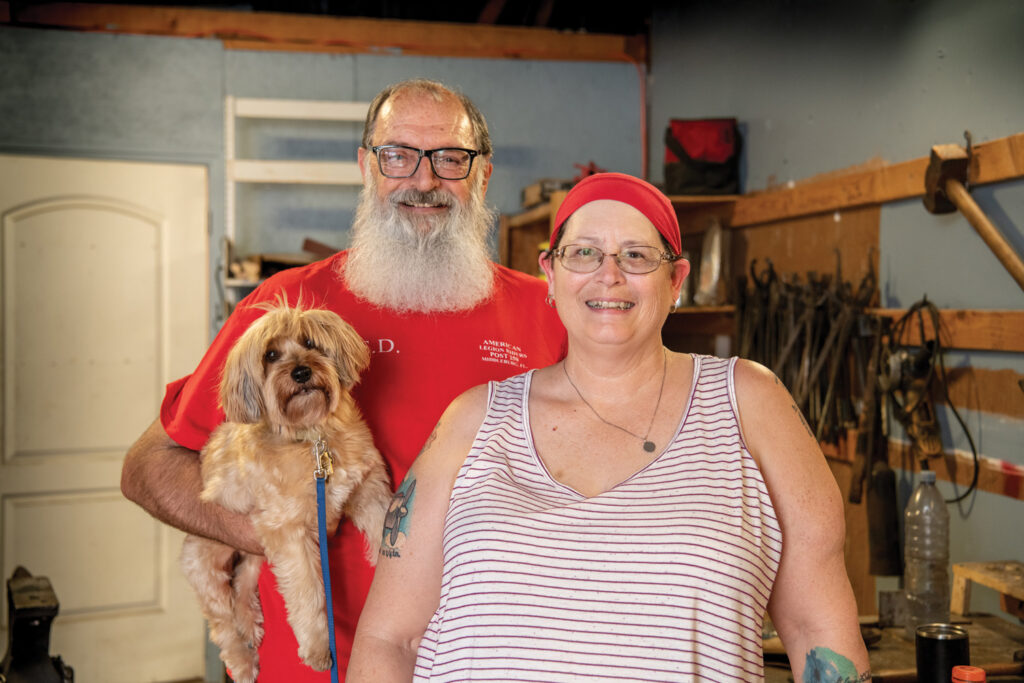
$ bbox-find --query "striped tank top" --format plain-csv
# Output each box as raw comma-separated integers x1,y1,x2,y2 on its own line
413,355,783,682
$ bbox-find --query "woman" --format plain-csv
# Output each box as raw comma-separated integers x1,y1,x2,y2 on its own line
348,173,869,682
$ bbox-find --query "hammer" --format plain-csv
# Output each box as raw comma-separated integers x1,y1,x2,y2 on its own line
924,143,1024,291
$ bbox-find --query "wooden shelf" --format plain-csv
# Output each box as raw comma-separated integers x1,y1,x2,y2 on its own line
228,159,362,185
673,305,736,314
223,96,367,305
666,194,740,205
233,97,368,121
222,278,260,289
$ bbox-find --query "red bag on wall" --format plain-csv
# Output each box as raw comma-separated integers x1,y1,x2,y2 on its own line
664,118,741,195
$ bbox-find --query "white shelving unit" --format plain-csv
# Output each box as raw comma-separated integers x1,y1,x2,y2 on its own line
222,96,370,291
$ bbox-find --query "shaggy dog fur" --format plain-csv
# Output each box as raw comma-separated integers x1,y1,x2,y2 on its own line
180,303,391,682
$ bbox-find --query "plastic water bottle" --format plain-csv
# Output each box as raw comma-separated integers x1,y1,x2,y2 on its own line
904,470,950,639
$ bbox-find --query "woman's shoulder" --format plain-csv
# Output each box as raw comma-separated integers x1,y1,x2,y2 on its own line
731,357,785,402
405,383,490,492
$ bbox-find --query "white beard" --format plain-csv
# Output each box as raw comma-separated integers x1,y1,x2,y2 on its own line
341,171,497,314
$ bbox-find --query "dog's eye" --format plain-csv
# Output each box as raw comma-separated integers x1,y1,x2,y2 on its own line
304,338,317,350
264,349,279,363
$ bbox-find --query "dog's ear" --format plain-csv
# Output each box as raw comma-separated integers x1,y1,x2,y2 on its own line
311,310,369,389
220,323,266,423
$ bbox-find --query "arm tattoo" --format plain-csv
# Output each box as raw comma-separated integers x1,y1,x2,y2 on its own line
380,473,416,559
803,647,870,682
418,423,438,458
379,421,435,558
791,402,815,440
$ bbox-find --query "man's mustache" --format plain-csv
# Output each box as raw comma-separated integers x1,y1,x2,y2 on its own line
388,188,456,208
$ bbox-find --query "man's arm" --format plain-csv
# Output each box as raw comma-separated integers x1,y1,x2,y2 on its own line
735,360,870,683
121,418,263,555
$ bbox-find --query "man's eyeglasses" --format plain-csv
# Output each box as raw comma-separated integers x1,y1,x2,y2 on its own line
370,145,481,180
550,244,679,275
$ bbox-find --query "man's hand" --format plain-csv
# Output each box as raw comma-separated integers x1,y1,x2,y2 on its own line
122,419,263,555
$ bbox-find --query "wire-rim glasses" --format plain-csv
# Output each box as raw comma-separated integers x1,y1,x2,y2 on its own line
551,244,678,275
370,145,480,180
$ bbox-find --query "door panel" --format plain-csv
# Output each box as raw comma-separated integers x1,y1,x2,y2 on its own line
0,155,209,682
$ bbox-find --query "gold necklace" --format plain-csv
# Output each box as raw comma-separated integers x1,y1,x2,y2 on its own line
562,349,668,453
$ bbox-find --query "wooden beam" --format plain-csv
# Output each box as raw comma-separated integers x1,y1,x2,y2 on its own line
4,2,646,63
887,440,1024,502
666,306,1024,354
825,435,1024,502
872,308,1024,353
941,366,1024,420
731,132,1024,227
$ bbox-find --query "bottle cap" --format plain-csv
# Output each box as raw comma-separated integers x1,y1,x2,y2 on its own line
920,469,937,484
952,665,986,682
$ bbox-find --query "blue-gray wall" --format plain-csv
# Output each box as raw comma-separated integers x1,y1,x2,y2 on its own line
0,26,643,330
650,0,1024,617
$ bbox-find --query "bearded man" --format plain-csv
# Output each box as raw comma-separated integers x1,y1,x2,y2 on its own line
121,79,566,681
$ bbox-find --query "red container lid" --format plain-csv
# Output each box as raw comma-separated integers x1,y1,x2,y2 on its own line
951,665,986,682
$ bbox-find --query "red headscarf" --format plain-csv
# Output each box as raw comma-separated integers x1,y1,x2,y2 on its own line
550,172,682,255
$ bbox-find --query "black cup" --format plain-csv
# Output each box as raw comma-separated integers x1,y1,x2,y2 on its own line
916,623,970,683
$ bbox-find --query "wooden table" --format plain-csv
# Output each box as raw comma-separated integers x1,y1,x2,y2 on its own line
953,562,1024,621
764,614,1024,682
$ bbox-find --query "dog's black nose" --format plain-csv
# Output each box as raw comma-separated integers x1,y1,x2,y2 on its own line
291,366,312,384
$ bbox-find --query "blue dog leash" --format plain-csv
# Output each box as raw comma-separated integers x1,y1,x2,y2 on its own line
313,437,340,683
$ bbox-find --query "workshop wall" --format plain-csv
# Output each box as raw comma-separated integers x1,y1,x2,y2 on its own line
2,0,1019,622
649,0,1024,617
0,26,642,329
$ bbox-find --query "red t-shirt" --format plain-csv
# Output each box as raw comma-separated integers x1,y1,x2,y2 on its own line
161,251,566,681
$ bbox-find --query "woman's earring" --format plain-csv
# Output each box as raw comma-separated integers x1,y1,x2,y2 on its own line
545,294,556,308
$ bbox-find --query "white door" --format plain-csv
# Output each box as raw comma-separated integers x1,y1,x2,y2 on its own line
0,155,209,682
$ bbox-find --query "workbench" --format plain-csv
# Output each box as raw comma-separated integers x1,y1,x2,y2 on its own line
764,614,1024,682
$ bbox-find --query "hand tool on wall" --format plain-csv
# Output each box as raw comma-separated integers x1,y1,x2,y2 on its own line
738,259,878,447
923,140,1024,291
848,311,902,575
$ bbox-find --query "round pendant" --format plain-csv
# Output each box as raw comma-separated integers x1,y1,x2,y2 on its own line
643,440,656,453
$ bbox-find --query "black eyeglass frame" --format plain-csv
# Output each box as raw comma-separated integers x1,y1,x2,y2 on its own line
549,244,682,275
369,144,481,180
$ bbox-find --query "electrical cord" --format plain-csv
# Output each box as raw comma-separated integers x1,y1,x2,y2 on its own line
888,297,979,503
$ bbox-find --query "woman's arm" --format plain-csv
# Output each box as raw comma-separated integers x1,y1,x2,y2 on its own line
735,360,870,683
346,384,489,682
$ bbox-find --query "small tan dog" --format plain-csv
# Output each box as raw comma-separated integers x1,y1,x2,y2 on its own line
180,302,391,682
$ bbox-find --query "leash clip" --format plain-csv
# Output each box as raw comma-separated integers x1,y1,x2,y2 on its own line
312,437,333,480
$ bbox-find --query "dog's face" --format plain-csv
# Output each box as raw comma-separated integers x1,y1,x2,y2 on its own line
220,305,370,431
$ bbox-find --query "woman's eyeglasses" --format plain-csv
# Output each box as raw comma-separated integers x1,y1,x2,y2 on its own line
550,244,678,275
